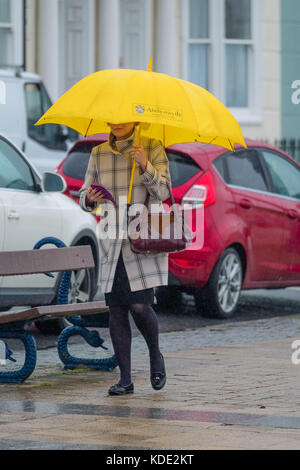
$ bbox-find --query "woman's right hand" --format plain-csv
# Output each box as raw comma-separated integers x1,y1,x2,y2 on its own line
86,186,108,204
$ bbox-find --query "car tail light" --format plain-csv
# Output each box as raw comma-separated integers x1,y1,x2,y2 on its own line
172,258,202,267
182,171,216,207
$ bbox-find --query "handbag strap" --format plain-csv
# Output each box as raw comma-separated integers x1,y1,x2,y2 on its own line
136,179,175,211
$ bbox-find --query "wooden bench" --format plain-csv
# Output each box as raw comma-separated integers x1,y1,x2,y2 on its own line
0,243,117,384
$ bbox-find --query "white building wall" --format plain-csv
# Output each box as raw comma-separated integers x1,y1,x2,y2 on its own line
37,0,60,101
25,0,37,73
154,0,177,75
174,0,182,78
241,0,281,141
97,0,120,69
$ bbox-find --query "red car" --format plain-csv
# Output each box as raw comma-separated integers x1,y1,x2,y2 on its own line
56,135,300,318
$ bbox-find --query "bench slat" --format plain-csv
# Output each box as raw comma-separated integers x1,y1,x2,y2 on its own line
0,301,108,325
0,246,95,276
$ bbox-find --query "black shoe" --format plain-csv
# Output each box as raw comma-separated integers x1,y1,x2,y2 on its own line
108,382,134,396
151,354,166,391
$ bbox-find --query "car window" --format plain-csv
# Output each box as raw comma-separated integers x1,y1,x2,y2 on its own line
0,138,35,190
224,149,268,192
213,154,226,179
166,151,201,187
24,82,67,151
261,150,300,200
64,146,201,186
63,143,96,180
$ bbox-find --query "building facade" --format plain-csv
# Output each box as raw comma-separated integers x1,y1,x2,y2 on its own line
281,0,300,140
0,0,298,143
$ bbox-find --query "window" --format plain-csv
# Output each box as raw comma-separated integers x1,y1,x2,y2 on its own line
166,151,201,187
225,0,251,108
187,0,209,89
63,143,96,180
182,0,261,123
0,138,35,190
24,82,67,151
0,0,23,66
224,149,268,192
0,0,13,64
213,154,226,179
261,151,300,200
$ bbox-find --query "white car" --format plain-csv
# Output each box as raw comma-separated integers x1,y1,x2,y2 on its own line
0,133,100,333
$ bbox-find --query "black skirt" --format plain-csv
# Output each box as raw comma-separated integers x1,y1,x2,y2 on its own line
104,251,155,307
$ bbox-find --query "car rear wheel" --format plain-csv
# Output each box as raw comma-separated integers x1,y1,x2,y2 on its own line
194,247,243,319
35,247,97,335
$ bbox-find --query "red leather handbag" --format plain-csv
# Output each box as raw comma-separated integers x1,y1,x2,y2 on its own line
127,181,194,254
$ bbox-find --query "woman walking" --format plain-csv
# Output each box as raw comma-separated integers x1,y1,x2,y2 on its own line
79,122,171,395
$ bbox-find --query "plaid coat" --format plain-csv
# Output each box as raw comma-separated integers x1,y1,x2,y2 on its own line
79,130,171,294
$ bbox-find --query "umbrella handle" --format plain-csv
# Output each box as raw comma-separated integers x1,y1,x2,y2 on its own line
134,123,141,145
128,160,136,204
127,124,141,204
128,59,151,206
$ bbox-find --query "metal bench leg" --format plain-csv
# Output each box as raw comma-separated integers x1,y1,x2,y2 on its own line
0,330,37,384
57,325,117,371
34,237,117,373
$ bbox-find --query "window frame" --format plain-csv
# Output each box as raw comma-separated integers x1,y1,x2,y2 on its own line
0,0,24,66
181,0,262,125
181,0,212,90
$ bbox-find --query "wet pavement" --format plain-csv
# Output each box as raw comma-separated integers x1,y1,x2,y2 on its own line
1,287,300,450
1,335,300,450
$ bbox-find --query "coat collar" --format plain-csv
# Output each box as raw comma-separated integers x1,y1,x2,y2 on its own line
108,126,138,156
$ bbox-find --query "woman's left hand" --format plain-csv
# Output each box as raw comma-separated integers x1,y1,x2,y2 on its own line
130,145,147,172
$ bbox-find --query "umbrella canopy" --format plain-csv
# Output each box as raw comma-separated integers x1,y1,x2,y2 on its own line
35,67,246,151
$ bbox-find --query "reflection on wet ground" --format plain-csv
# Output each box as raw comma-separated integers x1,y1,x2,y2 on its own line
1,399,300,430
0,439,136,450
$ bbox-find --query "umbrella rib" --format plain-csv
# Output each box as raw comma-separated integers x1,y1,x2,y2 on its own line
201,136,217,146
85,118,93,137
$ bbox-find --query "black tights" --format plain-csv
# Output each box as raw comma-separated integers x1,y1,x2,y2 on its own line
109,303,163,386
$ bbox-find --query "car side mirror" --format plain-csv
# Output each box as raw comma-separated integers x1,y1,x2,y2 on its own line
42,172,67,192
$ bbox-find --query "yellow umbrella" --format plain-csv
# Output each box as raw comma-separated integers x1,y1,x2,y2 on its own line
35,64,246,152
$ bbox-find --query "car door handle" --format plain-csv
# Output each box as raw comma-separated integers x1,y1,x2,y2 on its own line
287,209,299,220
7,210,20,220
239,199,252,209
